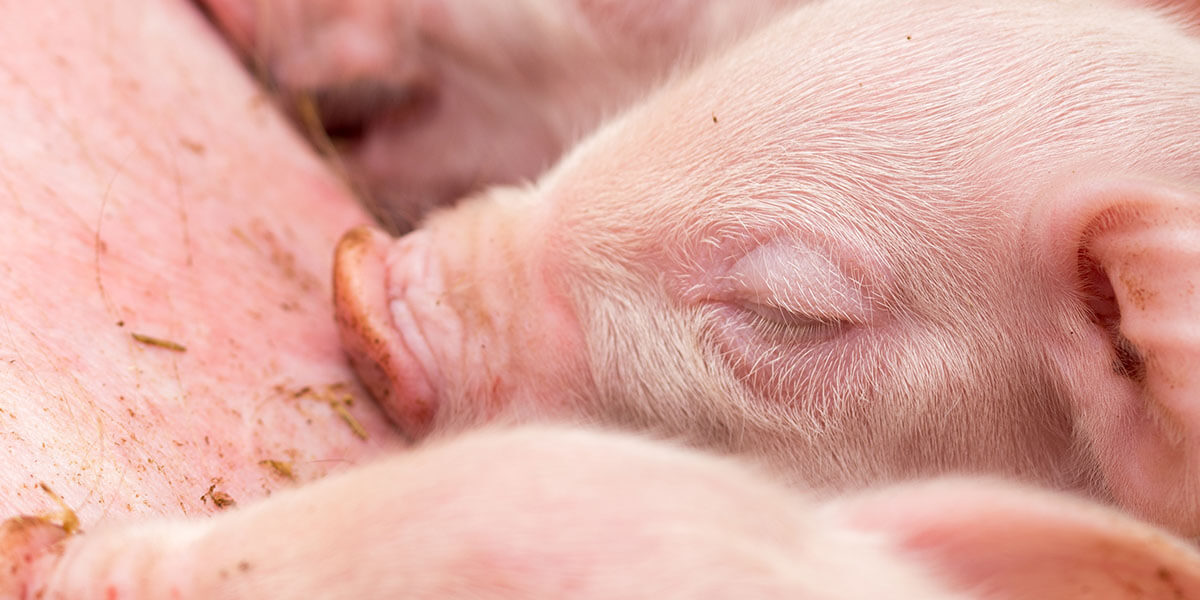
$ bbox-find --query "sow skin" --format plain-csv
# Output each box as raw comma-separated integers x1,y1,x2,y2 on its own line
0,0,402,571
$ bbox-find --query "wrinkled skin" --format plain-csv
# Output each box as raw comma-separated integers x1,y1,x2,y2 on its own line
15,426,1200,599
196,0,802,231
330,0,1200,537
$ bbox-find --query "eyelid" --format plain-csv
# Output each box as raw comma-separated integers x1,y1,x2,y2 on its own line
720,238,871,325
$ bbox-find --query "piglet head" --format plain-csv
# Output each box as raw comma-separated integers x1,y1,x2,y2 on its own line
335,0,1200,534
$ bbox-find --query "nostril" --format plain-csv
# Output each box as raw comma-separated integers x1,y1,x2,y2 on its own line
318,110,369,142
291,79,437,143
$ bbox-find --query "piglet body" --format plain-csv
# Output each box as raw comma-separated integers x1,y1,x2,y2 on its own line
17,426,1200,599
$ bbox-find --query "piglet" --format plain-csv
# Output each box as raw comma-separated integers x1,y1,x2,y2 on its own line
8,426,1200,599
196,0,802,230
332,0,1200,535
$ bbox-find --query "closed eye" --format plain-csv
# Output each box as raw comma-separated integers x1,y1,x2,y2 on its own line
738,299,859,331
714,237,874,328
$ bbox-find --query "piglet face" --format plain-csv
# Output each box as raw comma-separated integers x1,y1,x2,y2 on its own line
198,0,574,230
526,36,1081,490
337,0,1200,531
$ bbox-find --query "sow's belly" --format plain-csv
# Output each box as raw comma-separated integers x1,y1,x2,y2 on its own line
0,0,405,524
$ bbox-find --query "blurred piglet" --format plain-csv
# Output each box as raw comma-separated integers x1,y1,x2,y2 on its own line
331,0,1200,536
9,426,1200,598
197,0,802,230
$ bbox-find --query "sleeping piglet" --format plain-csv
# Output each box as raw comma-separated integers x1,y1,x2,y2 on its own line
330,0,1200,536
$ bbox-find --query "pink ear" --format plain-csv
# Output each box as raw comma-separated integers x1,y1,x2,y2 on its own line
1118,0,1200,35
838,479,1200,600
1042,177,1200,535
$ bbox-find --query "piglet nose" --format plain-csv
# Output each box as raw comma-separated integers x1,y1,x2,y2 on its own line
333,226,438,440
292,79,436,142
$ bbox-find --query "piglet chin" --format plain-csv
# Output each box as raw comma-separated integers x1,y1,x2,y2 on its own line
334,226,438,440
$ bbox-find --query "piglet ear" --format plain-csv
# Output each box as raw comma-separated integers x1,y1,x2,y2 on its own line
1044,177,1200,534
1124,0,1200,34
839,479,1200,600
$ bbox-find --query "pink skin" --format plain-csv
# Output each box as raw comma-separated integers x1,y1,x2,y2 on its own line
18,426,1200,599
195,0,802,231
6,0,1200,595
0,0,404,589
333,0,1200,536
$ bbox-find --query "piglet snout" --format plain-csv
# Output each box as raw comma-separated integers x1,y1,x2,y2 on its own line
333,226,441,439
